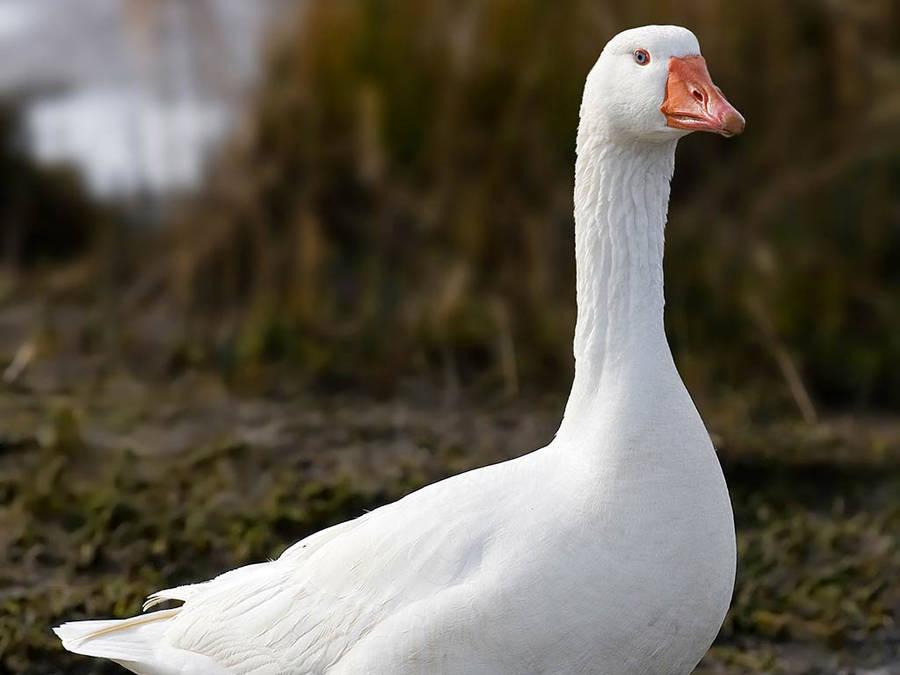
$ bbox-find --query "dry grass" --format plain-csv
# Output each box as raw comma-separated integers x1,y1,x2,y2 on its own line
146,0,900,411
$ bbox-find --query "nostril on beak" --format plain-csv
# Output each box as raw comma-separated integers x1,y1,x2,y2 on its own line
691,88,705,104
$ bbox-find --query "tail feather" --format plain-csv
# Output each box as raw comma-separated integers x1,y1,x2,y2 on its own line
54,608,180,671
143,584,197,611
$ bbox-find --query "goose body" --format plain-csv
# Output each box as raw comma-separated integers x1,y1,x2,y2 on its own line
56,25,744,674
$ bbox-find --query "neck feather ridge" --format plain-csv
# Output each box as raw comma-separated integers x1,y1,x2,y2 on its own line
568,136,676,406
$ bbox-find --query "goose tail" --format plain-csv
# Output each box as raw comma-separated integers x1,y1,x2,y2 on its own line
54,608,181,675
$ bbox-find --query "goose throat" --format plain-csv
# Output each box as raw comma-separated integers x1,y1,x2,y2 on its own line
571,138,677,388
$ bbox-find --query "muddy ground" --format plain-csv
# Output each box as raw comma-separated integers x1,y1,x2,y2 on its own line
1,364,898,674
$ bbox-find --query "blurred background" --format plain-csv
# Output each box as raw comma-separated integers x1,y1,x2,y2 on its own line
0,1,898,672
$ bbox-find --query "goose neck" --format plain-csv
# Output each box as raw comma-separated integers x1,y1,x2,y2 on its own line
567,138,677,405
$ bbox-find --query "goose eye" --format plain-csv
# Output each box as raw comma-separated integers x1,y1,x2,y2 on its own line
633,49,650,66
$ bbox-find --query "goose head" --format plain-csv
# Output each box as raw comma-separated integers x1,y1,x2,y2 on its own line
581,25,744,144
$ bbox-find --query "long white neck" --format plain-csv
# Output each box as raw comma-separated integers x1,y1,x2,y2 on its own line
562,129,678,424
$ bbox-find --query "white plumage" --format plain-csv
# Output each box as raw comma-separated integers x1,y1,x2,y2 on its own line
56,25,741,674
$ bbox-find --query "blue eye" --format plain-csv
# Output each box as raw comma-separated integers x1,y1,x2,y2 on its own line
633,49,650,65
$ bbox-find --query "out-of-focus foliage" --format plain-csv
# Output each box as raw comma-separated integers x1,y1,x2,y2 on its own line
161,0,900,410
2,6,898,672
0,106,105,270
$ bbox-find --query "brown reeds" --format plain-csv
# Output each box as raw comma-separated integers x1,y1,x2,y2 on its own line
162,0,900,408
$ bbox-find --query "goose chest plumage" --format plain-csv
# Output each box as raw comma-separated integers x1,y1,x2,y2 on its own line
56,24,744,674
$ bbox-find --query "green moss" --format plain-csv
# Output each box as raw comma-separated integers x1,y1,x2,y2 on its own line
2,387,898,673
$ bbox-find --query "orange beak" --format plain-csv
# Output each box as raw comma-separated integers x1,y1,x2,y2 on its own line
661,55,745,137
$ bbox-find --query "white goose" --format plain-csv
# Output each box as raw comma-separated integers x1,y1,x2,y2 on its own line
56,25,745,674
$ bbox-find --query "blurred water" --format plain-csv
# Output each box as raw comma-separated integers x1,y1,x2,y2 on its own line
0,2,35,39
29,88,229,196
0,0,295,199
